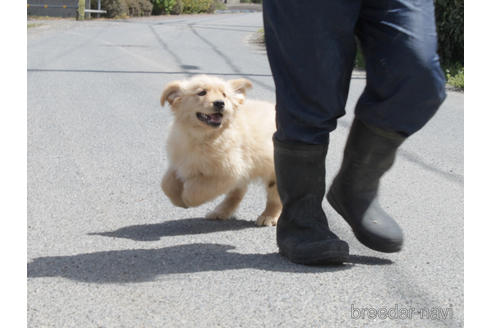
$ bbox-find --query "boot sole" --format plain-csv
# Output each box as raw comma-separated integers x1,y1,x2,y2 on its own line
279,240,349,265
327,190,402,253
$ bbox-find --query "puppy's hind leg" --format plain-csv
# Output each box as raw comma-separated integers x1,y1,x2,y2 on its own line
206,185,248,220
256,179,282,226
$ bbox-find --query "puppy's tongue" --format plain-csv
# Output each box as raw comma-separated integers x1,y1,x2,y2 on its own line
209,114,222,123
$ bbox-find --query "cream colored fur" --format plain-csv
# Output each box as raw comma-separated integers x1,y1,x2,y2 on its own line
160,75,281,226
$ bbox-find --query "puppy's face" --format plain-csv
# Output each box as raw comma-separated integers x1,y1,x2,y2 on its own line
161,75,252,133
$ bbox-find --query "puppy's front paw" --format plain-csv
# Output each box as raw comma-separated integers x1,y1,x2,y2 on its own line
206,210,233,220
172,199,189,209
256,215,278,227
181,191,200,208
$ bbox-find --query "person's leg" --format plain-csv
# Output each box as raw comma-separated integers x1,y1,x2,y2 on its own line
274,140,349,264
328,0,446,252
263,0,361,145
327,120,406,252
263,0,361,264
355,0,446,135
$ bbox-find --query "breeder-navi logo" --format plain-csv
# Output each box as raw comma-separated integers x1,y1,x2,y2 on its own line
351,304,453,321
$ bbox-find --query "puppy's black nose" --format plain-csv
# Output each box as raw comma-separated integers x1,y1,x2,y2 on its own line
213,100,225,112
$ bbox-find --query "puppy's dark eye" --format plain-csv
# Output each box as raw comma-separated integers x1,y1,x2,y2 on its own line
197,90,207,96
222,92,226,97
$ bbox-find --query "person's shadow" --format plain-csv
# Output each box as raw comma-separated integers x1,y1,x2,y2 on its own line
28,218,393,284
88,217,257,241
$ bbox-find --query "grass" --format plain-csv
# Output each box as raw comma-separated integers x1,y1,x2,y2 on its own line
445,65,464,90
214,0,226,10
254,28,265,44
27,23,42,29
27,16,71,20
354,42,365,70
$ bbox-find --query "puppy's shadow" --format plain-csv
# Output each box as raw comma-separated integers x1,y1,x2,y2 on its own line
88,217,256,241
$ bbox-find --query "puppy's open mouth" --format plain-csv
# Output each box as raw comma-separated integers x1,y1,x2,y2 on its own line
196,112,223,127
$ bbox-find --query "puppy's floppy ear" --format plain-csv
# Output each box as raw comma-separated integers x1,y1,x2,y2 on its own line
229,78,253,95
161,81,183,107
228,78,253,104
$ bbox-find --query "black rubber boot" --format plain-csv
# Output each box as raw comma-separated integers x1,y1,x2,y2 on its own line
274,138,349,265
327,119,406,253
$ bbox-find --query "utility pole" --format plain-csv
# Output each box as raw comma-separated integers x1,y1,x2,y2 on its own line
97,0,101,18
85,0,90,19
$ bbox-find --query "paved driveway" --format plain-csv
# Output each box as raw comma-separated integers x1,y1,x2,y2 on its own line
27,13,463,327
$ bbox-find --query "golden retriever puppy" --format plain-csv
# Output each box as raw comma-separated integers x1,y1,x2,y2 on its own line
160,75,281,226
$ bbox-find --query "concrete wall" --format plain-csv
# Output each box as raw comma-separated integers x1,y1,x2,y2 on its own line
27,0,79,18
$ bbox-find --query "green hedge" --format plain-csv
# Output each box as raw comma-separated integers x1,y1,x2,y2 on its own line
152,0,183,15
434,0,464,66
152,0,216,14
94,0,127,18
127,0,153,16
93,0,216,17
93,0,152,17
182,0,215,14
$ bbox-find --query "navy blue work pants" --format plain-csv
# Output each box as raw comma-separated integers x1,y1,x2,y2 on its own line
263,0,447,144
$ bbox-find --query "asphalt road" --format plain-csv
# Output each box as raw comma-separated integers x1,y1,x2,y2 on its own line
27,13,464,328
